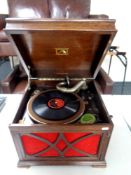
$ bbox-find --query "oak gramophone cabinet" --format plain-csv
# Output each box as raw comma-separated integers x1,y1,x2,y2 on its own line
5,18,117,167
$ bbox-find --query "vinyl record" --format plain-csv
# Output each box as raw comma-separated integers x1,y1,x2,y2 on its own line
27,89,85,124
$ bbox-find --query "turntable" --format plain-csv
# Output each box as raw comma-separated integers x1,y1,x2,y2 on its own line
27,89,85,124
5,18,116,167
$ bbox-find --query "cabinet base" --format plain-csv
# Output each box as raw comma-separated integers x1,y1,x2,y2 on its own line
17,160,106,168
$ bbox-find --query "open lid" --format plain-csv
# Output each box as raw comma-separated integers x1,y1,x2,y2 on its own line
5,18,117,80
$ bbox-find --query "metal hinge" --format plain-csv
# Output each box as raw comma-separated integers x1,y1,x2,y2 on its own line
29,77,93,81
27,66,31,90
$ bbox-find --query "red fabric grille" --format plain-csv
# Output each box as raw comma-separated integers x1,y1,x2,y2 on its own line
72,134,101,155
64,133,89,142
39,148,59,157
56,140,67,150
21,135,48,155
64,148,85,157
33,133,58,142
21,132,101,157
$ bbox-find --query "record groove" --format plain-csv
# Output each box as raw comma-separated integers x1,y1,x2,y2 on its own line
27,89,85,124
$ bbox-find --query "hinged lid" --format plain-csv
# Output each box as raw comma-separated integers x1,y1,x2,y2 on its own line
5,18,117,79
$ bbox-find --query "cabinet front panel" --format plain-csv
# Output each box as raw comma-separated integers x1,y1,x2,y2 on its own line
21,132,101,158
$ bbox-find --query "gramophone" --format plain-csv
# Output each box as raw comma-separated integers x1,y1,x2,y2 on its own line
6,18,116,167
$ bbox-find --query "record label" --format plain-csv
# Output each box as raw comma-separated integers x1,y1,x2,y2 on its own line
48,98,65,109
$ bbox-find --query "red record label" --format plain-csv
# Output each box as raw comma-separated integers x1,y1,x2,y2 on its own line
48,98,65,109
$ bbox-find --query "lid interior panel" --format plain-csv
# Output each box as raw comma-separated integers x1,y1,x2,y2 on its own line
11,31,112,78
5,19,116,79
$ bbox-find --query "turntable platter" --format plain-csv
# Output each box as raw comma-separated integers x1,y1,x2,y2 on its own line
27,90,85,124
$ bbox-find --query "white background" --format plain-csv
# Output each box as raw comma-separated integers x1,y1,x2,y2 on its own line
91,0,131,81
